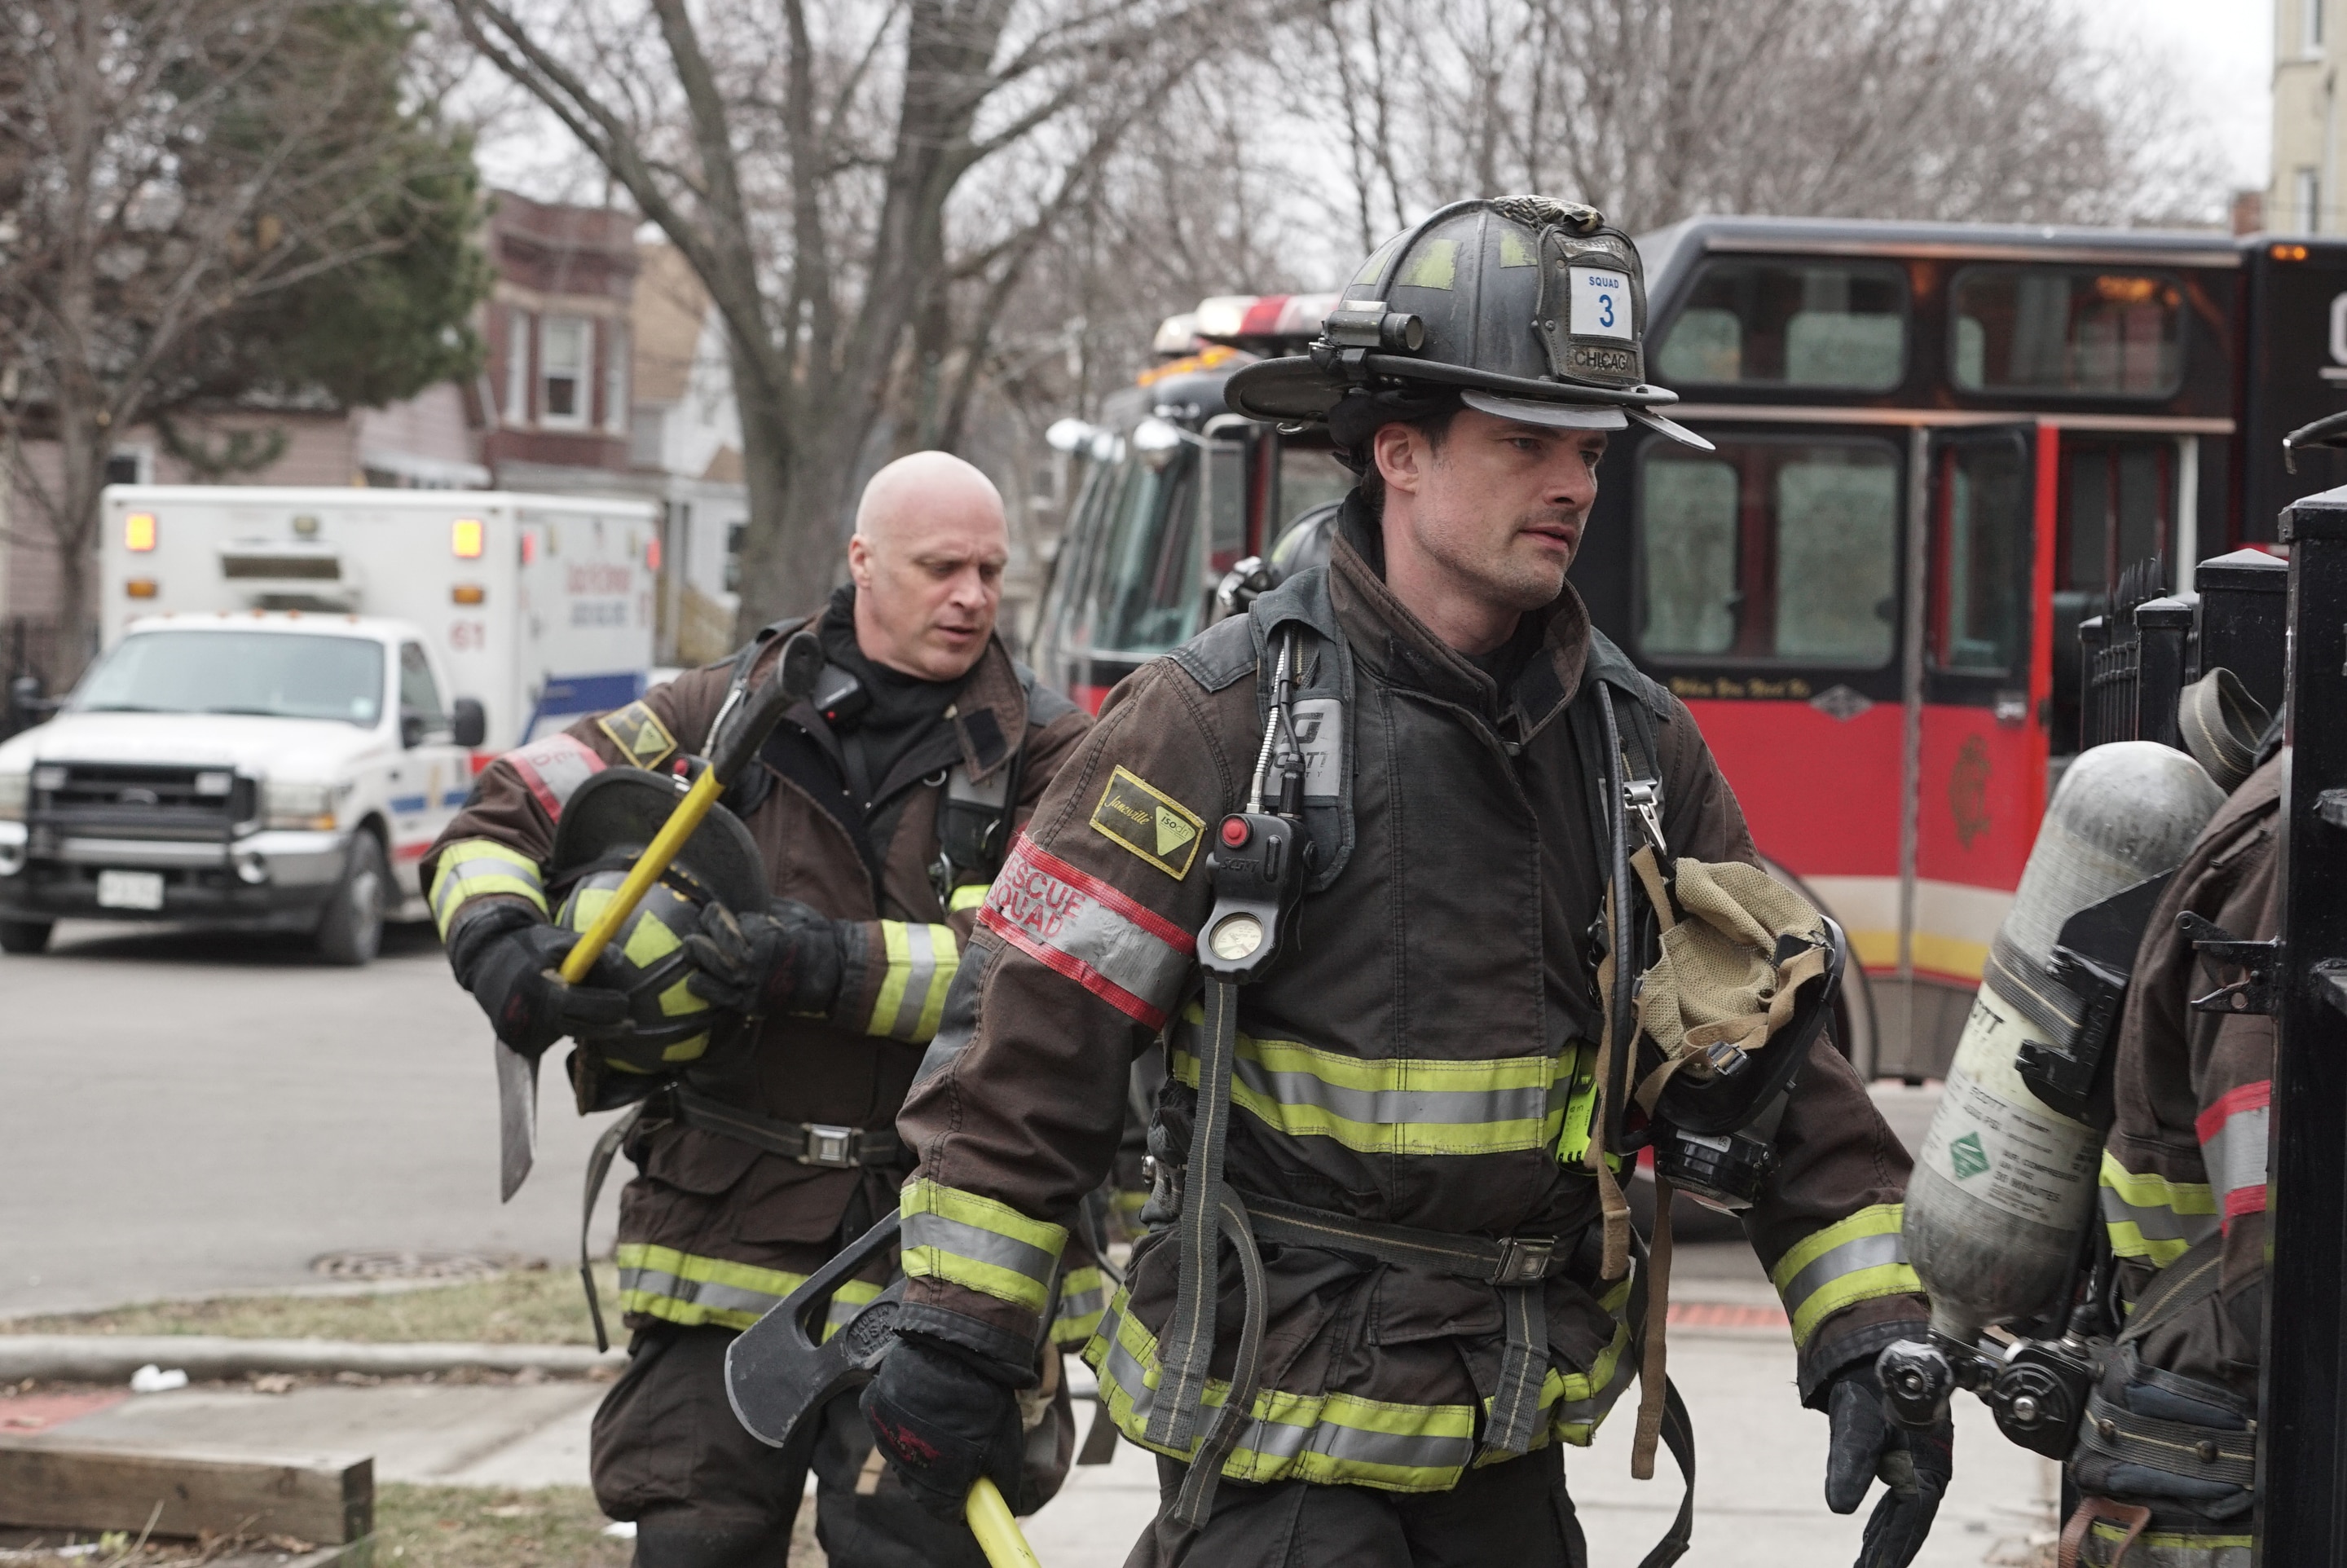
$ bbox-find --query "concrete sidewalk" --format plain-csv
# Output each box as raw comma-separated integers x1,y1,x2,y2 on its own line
6,1319,2054,1567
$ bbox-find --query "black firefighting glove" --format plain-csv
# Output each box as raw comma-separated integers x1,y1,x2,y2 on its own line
681,899,844,1018
860,1332,1028,1523
1825,1365,1954,1568
462,919,631,1059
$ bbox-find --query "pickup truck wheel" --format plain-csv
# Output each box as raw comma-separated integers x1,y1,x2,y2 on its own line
0,919,53,955
314,832,386,966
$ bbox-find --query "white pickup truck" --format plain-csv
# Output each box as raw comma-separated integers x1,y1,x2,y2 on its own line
0,486,658,962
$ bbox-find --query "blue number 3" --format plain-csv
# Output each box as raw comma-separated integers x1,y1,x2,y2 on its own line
1597,293,1616,329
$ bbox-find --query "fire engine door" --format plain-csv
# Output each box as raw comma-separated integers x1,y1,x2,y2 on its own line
1888,421,2054,1075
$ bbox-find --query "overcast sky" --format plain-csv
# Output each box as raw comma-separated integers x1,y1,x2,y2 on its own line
476,0,2286,212
2073,0,2274,192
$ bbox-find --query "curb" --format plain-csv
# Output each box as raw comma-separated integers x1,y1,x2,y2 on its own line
0,1336,624,1383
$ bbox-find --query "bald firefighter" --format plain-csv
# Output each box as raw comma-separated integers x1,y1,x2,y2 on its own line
856,199,1945,1566
423,453,1093,1568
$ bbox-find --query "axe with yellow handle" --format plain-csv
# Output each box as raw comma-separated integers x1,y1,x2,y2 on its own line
493,631,823,1201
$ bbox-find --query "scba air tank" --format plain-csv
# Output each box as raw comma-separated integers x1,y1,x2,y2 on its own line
1904,742,2225,1348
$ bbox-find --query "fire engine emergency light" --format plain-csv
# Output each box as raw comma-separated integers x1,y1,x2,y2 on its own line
125,513,156,552
451,518,485,558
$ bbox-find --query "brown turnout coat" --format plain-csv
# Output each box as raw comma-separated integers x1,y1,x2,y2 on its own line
424,627,1089,1334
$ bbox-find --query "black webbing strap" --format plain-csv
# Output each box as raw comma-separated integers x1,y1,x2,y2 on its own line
579,1102,643,1354
1147,975,1241,1452
1246,1195,1564,1460
667,1083,904,1167
1168,1193,1269,1529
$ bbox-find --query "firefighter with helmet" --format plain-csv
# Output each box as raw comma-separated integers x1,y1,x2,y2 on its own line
858,197,1948,1565
421,451,1094,1568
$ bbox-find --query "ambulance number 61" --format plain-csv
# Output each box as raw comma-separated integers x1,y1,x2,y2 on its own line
449,619,488,652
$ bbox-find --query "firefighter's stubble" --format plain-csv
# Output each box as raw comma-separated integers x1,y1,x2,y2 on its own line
1371,409,1609,656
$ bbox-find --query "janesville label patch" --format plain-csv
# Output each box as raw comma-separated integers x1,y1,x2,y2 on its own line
597,701,678,769
1089,765,1204,879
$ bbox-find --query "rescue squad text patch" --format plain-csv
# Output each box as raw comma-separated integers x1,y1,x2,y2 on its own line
1089,765,1204,880
598,702,678,769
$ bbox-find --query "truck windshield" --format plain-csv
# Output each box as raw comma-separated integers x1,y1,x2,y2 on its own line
73,632,386,726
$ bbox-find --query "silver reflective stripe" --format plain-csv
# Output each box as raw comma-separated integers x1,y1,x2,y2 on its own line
1204,1032,1555,1128
902,1209,1059,1289
2099,1187,2218,1247
980,838,1194,1026
430,850,545,915
1094,1302,1474,1476
2199,1099,2268,1212
509,733,606,817
1780,1231,1907,1321
618,1264,786,1320
888,927,944,1039
1058,1280,1107,1326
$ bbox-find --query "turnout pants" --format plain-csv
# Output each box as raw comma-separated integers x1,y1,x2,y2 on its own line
1123,1447,1589,1568
591,1324,991,1568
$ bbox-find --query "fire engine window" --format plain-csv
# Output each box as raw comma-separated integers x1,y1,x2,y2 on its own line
1950,268,2182,397
1275,446,1353,541
1637,438,1900,666
1079,454,1201,655
1653,261,1906,389
1933,438,2029,674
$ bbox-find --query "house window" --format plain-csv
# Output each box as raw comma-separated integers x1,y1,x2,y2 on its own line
540,316,591,429
504,310,532,421
604,323,630,435
2307,0,2326,54
2298,168,2323,234
104,451,148,486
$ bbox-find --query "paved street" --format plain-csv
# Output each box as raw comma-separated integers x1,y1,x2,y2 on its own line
0,918,625,1317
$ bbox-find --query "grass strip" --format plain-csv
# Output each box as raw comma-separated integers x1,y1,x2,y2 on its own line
3,1266,620,1347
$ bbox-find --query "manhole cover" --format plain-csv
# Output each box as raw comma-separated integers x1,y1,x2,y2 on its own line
310,1249,542,1282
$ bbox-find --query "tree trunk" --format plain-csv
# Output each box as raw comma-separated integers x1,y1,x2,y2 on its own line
48,423,104,687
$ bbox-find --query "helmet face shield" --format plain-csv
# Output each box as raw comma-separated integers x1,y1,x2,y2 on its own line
1226,195,1702,443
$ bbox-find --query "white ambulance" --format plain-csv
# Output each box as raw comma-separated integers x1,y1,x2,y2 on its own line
0,487,658,962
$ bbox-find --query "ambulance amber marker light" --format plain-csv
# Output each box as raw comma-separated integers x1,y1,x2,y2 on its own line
125,513,156,552
452,584,486,605
451,518,485,558
2273,243,2311,262
125,579,158,598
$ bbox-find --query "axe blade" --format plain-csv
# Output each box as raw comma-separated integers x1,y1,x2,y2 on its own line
726,1212,905,1454
494,1039,539,1203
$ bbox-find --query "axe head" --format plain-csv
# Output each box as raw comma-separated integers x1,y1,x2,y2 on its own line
726,1211,905,1460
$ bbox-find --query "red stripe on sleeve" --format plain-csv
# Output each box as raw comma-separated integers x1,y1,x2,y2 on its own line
2195,1080,2272,1145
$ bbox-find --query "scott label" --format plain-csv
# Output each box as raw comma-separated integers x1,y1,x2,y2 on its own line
1917,984,2099,1229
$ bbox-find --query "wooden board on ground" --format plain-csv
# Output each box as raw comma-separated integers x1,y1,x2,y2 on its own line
0,1439,371,1544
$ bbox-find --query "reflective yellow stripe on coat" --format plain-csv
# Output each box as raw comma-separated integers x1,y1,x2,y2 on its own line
1053,1265,1108,1347
1169,1009,1570,1159
614,1243,881,1334
866,922,959,1042
1770,1204,1920,1347
900,1177,1068,1317
2099,1151,2217,1268
1082,1273,1636,1493
429,839,546,936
